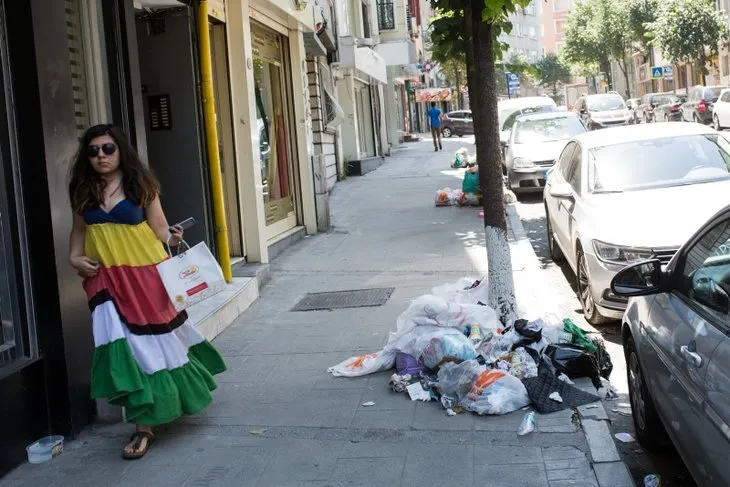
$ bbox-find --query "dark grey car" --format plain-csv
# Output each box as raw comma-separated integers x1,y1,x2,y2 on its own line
611,205,730,487
681,85,727,124
440,110,473,137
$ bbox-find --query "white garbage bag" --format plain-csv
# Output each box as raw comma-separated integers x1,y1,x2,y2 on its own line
431,277,489,305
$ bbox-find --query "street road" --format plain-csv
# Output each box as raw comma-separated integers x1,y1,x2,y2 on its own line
515,193,697,487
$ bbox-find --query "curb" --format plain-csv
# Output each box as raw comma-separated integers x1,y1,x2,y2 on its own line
505,204,635,487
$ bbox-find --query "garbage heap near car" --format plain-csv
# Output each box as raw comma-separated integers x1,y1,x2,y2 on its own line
435,148,481,207
329,278,614,419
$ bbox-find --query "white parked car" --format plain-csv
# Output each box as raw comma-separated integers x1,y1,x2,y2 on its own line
544,123,730,324
498,96,557,146
504,112,587,193
712,88,730,130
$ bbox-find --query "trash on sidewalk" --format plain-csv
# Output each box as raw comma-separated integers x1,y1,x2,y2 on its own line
612,408,632,417
329,277,615,420
406,382,432,402
362,401,375,407
459,368,530,415
395,352,426,376
518,412,536,435
451,147,475,168
614,432,636,443
434,187,480,207
549,391,564,403
643,474,662,487
389,373,413,393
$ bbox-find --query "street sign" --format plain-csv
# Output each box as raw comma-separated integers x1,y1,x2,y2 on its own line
664,66,673,80
506,72,520,91
651,66,664,79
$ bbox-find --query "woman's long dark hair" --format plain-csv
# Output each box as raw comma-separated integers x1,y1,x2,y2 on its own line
69,124,160,214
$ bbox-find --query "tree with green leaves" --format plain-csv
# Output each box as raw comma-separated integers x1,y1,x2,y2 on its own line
563,0,634,97
648,0,729,84
628,0,659,49
431,0,531,325
534,53,572,102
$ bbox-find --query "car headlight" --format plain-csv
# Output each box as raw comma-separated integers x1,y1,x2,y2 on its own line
593,240,654,264
512,157,535,169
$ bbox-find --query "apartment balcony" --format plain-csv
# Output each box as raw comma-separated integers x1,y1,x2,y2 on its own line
338,35,387,84
374,39,417,66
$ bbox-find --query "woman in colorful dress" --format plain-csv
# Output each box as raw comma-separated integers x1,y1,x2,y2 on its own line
68,124,226,459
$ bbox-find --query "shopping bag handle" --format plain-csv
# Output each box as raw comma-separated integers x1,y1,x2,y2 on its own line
166,234,191,257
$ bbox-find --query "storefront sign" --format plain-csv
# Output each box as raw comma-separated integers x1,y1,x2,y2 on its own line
415,88,452,102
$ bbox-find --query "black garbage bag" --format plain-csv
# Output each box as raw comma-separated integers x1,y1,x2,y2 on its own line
514,319,543,341
592,337,613,380
522,363,601,414
543,343,602,389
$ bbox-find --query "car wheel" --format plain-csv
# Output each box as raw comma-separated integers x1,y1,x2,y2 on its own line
442,127,452,138
626,335,669,451
714,114,722,131
664,114,669,122
545,205,565,262
576,248,610,325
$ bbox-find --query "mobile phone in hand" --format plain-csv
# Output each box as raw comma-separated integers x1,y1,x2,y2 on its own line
171,217,195,231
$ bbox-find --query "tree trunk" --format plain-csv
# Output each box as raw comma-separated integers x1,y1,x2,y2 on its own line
469,0,517,325
618,59,631,98
455,67,463,109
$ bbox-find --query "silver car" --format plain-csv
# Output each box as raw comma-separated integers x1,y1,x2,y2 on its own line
544,123,730,324
610,205,730,486
504,112,586,193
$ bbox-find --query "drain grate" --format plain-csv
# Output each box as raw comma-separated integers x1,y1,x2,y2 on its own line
292,287,395,311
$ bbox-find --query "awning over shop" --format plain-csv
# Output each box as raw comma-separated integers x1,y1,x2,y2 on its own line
415,88,452,102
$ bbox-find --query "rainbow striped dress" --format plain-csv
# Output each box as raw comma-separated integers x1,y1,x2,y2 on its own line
83,199,226,425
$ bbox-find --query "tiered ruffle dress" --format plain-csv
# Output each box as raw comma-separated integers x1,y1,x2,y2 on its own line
83,199,226,425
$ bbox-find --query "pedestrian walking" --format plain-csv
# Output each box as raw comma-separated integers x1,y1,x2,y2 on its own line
426,102,443,151
67,124,226,460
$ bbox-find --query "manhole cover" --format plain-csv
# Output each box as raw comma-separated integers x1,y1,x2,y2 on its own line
292,287,395,311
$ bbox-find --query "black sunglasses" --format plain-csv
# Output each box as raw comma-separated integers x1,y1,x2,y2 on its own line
87,143,117,158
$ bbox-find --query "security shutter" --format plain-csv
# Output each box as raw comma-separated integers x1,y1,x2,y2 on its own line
65,0,90,139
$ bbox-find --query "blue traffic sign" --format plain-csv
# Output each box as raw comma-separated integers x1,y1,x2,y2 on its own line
506,72,520,91
663,66,673,80
651,66,664,79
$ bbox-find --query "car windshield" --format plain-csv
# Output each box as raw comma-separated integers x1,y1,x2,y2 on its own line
704,88,724,102
500,105,555,132
514,117,586,144
589,134,730,193
586,96,625,111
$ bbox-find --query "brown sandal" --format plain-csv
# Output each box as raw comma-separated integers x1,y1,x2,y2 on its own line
122,431,155,460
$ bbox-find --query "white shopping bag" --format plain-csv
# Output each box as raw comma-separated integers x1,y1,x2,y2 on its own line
156,241,226,312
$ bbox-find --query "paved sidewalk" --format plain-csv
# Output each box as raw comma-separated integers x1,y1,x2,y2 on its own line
2,137,631,486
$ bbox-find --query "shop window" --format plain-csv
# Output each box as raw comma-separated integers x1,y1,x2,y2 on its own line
252,23,298,231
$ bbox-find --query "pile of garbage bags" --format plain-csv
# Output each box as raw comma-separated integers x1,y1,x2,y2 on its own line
328,277,613,417
452,147,477,168
435,166,481,207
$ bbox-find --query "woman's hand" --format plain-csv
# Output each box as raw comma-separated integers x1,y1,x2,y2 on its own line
168,224,184,247
70,255,99,278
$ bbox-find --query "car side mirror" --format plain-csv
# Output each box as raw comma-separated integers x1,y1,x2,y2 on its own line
548,182,573,200
611,259,663,297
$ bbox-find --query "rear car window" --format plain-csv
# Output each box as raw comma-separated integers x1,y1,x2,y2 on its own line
704,88,724,102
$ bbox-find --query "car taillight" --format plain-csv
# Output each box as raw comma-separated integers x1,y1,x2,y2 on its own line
648,106,654,112
671,105,679,112
699,100,707,112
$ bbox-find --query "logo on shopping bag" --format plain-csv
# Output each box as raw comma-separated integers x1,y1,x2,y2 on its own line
178,265,199,280
186,282,209,297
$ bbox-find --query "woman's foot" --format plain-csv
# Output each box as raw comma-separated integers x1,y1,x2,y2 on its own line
122,427,155,460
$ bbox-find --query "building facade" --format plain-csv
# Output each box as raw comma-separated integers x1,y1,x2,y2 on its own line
0,0,336,476
333,0,388,169
374,0,420,150
501,0,541,62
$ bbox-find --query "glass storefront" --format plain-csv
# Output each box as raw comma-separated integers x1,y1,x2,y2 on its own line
251,22,298,238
